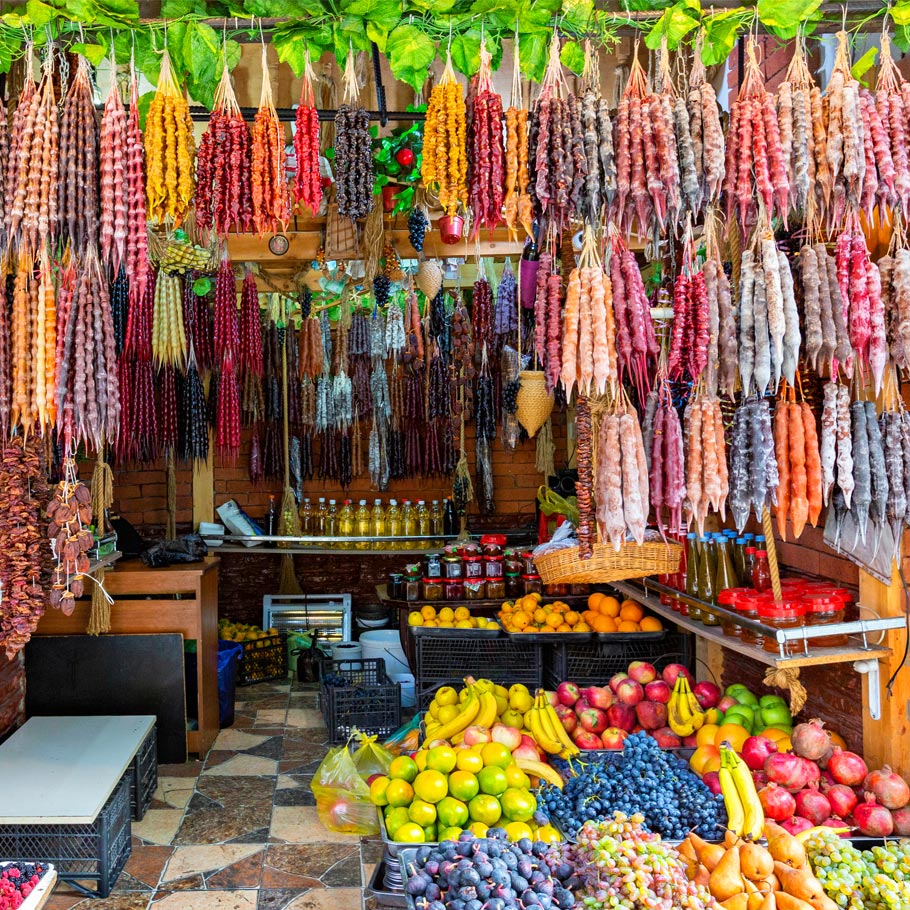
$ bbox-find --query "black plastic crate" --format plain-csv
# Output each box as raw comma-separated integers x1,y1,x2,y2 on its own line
542,631,693,689
0,773,132,898
415,636,543,708
129,726,157,822
237,633,289,686
320,658,401,744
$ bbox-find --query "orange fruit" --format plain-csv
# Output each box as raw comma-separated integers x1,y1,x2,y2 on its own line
551,602,569,614
639,616,663,632
420,605,437,621
587,592,606,611
600,596,621,618
564,611,580,626
533,607,549,625
556,623,572,632
512,611,531,630
689,744,720,775
714,723,750,752
500,601,515,614
702,755,722,774
545,613,562,629
695,724,719,747
619,601,644,623
574,622,591,632
618,621,640,632
592,615,617,633
828,731,847,750
540,626,555,633
582,610,597,625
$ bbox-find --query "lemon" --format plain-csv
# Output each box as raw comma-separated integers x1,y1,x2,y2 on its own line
438,826,463,841
536,824,562,843
455,620,473,629
413,769,448,804
426,745,457,774
393,822,425,843
505,821,534,842
476,617,489,628
420,606,437,621
369,776,390,806
494,695,508,715
509,689,534,713
504,765,530,789
480,742,512,769
408,611,423,626
423,620,438,628
438,607,455,622
454,607,470,621
438,621,454,628
435,687,458,707
467,821,489,837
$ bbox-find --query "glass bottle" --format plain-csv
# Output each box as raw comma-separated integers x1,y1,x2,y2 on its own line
355,500,371,550
338,499,355,548
387,499,402,547
733,538,748,585
325,499,338,541
743,546,758,587
430,500,444,546
443,498,457,536
299,497,313,536
315,497,327,536
697,536,716,607
686,534,702,621
417,500,431,547
371,499,386,548
752,550,772,593
265,495,278,536
402,500,417,545
709,537,736,627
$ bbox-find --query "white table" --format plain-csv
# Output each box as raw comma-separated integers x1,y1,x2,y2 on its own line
0,715,155,824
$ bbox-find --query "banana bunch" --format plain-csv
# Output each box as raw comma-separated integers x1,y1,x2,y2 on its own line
424,678,499,743
514,757,565,789
668,674,706,737
719,743,764,841
524,690,580,760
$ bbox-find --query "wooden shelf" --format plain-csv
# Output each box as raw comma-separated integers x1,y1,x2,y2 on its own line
376,584,591,610
611,580,893,670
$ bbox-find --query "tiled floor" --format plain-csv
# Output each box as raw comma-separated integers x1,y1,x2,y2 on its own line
46,681,387,910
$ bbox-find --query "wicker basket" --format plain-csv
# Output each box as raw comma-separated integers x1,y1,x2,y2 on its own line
516,371,554,437
534,540,683,585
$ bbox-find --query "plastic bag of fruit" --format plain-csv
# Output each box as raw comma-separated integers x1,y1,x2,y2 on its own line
382,715,421,756
352,732,393,778
310,737,379,835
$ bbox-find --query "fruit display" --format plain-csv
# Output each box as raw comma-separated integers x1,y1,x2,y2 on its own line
539,732,724,840
582,593,664,634
552,661,698,751
0,863,48,910
408,606,499,632
369,742,560,844
218,619,279,644
718,742,766,841
498,595,592,634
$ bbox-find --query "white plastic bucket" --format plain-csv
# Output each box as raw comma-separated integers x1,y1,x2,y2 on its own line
330,641,362,671
359,629,410,677
391,672,416,708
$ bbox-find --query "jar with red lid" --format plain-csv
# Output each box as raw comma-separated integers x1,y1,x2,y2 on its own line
544,582,569,596
464,555,484,579
485,578,506,600
521,552,537,574
464,580,486,600
445,579,465,600
480,535,505,557
803,594,848,647
422,578,444,601
484,555,504,578
718,588,751,638
758,599,807,655
737,593,770,647
522,574,543,595
459,542,481,558
505,573,522,598
569,584,590,596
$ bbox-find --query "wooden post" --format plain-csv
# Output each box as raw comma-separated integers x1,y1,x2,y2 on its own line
861,563,910,774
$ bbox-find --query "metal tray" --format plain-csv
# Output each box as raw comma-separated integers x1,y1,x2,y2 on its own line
367,859,408,908
595,630,667,642
409,624,501,639
503,629,594,643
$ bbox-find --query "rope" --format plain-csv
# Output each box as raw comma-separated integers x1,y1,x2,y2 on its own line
536,416,556,479
761,506,783,600
278,299,303,595
763,667,808,714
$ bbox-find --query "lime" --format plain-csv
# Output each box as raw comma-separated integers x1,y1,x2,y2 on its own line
413,769,448,804
385,779,414,807
435,686,458,707
448,770,479,802
414,752,428,772
480,742,513,769
437,796,469,828
423,823,437,841
408,798,437,827
500,787,536,823
393,822,425,843
384,806,410,835
505,821,534,842
438,825,463,841
468,793,502,826
426,745,457,774
389,756,418,782
369,776,390,806
478,765,508,796
467,821,489,837
504,765,530,790
455,749,483,774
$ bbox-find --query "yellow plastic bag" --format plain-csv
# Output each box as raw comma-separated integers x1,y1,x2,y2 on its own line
352,732,392,779
310,737,379,836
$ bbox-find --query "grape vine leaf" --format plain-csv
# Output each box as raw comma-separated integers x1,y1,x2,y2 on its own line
851,46,877,85
386,23,436,92
333,16,371,65
559,39,585,74
757,0,822,39
519,28,549,82
26,0,55,27
645,2,699,49
701,11,745,65
160,0,206,15
72,40,109,64
345,0,402,31
272,22,332,75
450,27,482,76
560,0,594,30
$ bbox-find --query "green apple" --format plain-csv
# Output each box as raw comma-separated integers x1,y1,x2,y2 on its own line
759,694,788,709
760,705,793,727
725,684,750,698
734,690,759,708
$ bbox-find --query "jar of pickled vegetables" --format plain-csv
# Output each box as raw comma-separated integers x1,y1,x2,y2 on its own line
464,556,484,579
803,594,848,647
505,573,523,599
522,574,543,596
422,578,444,601
758,599,807,655
485,579,506,600
445,579,465,600
464,580,486,601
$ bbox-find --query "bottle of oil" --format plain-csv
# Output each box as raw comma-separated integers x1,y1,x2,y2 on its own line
430,500,443,546
402,500,416,547
299,498,313,536
338,499,355,548
370,499,386,549
355,499,371,550
325,499,338,542
315,497,327,536
416,500,430,547
387,499,402,547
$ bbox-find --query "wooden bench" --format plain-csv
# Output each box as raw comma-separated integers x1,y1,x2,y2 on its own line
0,715,156,898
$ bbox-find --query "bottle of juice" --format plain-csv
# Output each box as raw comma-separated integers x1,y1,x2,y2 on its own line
370,499,386,549
338,499,354,548
387,499,402,547
313,498,326,536
299,498,313,536
325,499,338,541
402,499,416,546
356,499,371,550
430,500,444,545
417,500,430,547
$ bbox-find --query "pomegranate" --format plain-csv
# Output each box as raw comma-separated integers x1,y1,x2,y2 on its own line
765,752,811,792
891,806,910,835
780,816,814,835
795,786,832,825
758,783,797,822
801,758,821,789
790,718,830,761
863,766,910,810
827,749,868,787
822,783,858,819
742,735,778,772
752,770,769,789
818,745,835,770
852,793,894,837
703,771,722,795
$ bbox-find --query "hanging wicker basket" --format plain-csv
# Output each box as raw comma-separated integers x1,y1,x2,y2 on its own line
535,540,683,585
516,371,554,437
417,259,443,298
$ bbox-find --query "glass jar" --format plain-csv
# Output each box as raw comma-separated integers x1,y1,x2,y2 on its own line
422,578,444,601
405,578,421,601
480,535,505,557
459,542,481,558
484,555,504,578
505,572,523,599
717,588,750,638
569,584,590,596
737,594,768,647
521,551,537,574
803,594,848,647
522,574,543,596
404,563,422,580
504,551,522,576
464,580,486,600
445,579,465,600
544,583,569,596
758,599,807,655
486,578,506,600
443,556,463,579
388,573,404,600
426,553,442,578
464,556,484,579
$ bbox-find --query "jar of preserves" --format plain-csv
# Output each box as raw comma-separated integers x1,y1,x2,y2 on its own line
464,556,484,579
388,573,404,600
521,551,537,574
443,556,463,579
425,553,442,578
505,572,522,599
803,594,848,647
464,580,486,600
544,583,569,596
405,578,421,601
522,574,543,596
484,555,504,578
736,594,768,647
480,534,505,557
485,578,506,600
569,584,590,596
445,579,465,600
422,578,444,601
758,599,807,655
459,542,481,558
504,550,522,575
717,588,750,638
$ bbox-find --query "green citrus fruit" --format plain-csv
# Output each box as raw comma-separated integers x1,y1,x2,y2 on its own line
504,765,530,789
369,776,390,806
438,825,463,841
414,752,428,772
423,823,437,841
413,769,448,804
426,745,457,774
408,798,437,827
385,779,414,807
393,821,425,843
478,765,508,796
389,756,419,782
480,742,513,769
448,770,479,802
500,787,536,823
437,796,469,828
468,793,502,826
467,821,489,837
455,749,484,774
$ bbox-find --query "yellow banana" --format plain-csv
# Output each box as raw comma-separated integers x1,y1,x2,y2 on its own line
527,697,564,755
728,749,765,841
668,683,695,736
674,681,693,725
682,678,706,725
719,749,744,838
536,694,578,756
431,689,480,742
515,757,564,789
474,691,498,729
795,825,851,843
539,694,580,756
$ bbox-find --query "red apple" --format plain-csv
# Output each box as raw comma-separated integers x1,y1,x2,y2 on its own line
609,672,629,694
557,681,580,706
703,771,722,795
644,680,672,704
367,773,384,785
635,700,668,731
395,147,415,167
661,663,694,687
544,691,559,707
607,703,636,732
627,661,657,685
601,728,629,749
683,734,699,748
585,686,614,710
555,704,577,733
574,696,591,715
717,695,739,713
491,724,522,751
573,729,604,750
693,680,722,709
615,678,645,707
579,707,609,735
519,734,541,758
651,727,682,748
